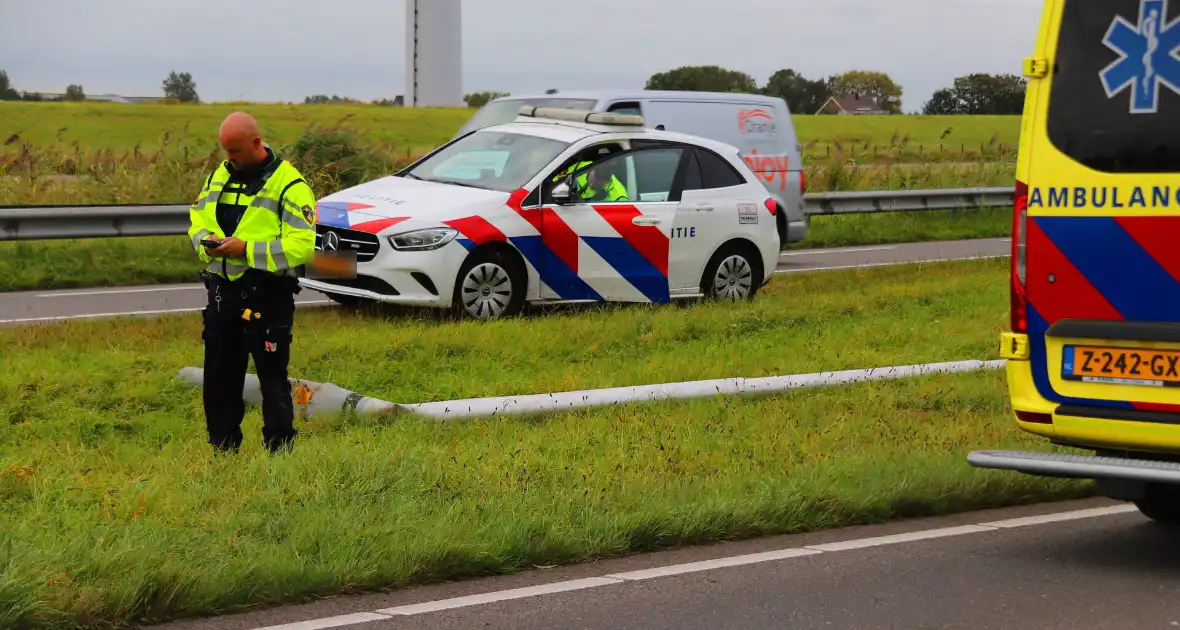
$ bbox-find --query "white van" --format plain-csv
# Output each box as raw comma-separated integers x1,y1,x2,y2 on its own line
456,90,808,246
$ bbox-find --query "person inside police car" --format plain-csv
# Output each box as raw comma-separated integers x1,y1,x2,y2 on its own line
187,111,318,455
580,161,628,202
552,152,628,202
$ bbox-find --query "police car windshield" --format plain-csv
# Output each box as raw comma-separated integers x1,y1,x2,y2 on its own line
403,130,571,192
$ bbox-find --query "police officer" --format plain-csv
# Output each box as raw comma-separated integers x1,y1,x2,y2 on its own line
551,158,628,202
187,112,318,455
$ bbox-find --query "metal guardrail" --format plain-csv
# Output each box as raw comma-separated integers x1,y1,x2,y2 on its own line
802,186,1015,216
0,204,191,241
0,187,1016,241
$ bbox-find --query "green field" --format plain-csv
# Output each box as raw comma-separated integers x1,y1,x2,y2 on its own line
0,259,1086,629
0,101,1022,164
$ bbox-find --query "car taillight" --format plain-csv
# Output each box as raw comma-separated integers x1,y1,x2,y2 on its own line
799,169,806,194
764,198,776,215
1011,180,1028,333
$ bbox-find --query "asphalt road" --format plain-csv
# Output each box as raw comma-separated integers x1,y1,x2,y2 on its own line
145,497,1180,630
0,237,1009,326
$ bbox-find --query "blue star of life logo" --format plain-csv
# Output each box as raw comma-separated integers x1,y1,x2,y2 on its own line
1101,0,1180,113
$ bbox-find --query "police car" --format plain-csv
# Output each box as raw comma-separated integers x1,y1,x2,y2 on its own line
300,106,782,319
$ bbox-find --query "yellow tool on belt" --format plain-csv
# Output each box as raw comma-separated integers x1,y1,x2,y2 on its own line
241,308,262,321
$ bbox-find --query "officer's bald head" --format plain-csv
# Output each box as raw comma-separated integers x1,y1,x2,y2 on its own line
218,111,268,170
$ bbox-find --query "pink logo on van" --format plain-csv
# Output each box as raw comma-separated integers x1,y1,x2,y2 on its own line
738,108,776,135
743,148,789,191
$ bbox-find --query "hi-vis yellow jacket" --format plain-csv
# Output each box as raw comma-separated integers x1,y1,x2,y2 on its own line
188,159,317,281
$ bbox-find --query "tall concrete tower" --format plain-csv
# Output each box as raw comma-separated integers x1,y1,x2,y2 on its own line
405,0,463,107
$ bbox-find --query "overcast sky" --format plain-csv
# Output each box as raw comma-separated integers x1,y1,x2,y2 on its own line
2,0,1041,112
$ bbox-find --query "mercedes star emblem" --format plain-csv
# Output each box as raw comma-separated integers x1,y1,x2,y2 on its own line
323,231,340,251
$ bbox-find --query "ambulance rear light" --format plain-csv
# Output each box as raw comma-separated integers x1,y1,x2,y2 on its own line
517,106,645,127
1011,180,1028,334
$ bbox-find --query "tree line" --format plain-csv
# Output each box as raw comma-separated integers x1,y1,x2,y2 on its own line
636,65,1025,115
0,69,201,102
462,66,1024,116
633,65,902,114
921,73,1026,115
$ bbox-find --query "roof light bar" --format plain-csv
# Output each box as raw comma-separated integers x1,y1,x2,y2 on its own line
517,105,645,127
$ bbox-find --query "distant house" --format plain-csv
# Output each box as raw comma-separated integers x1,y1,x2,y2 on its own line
816,94,887,115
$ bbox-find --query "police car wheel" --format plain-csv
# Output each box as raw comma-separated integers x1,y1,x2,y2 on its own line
453,248,526,319
701,243,761,301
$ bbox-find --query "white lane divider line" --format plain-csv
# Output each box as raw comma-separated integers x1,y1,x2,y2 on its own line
252,612,393,630
977,504,1137,528
779,245,897,256
605,548,822,582
376,577,623,616
35,285,204,298
245,503,1140,629
0,301,334,324
801,524,994,552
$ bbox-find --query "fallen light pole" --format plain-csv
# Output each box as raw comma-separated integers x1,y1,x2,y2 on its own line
176,367,403,418
177,359,1006,422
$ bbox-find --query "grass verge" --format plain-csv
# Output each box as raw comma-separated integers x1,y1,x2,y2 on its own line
0,368,1088,629
795,207,1009,249
5,258,1011,402
1,259,1084,628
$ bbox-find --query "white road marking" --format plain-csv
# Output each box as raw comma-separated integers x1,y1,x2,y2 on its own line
0,306,206,323
34,285,203,298
978,504,1136,528
376,578,623,616
0,300,334,324
779,245,896,256
803,524,994,552
605,548,822,581
245,503,1140,629
252,612,393,630
774,254,1009,275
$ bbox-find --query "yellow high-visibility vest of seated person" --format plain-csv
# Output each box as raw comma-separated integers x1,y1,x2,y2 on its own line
552,159,628,202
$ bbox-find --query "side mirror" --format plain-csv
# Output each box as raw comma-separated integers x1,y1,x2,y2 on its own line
551,180,573,204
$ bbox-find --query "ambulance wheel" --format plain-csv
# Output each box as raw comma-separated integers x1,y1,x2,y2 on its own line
701,241,762,302
453,245,527,319
1134,483,1180,526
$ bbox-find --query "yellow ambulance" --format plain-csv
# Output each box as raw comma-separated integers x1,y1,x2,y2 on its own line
968,0,1180,523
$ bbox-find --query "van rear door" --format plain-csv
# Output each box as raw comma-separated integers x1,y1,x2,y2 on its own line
640,99,798,197
1020,0,1180,415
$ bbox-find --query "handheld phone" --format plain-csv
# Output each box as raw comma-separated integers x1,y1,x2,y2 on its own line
200,239,222,248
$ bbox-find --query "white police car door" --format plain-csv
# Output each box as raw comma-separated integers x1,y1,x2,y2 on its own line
668,145,757,292
541,145,686,304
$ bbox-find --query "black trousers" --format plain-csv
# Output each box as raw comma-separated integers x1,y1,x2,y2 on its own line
200,270,299,454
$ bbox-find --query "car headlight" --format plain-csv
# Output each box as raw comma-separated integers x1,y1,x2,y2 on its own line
387,227,459,251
